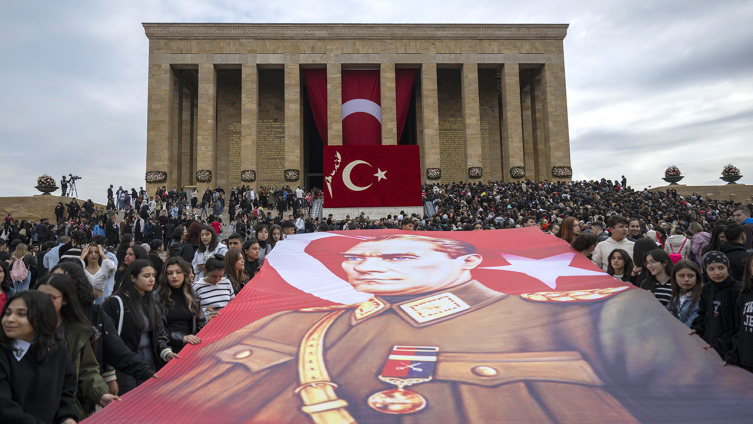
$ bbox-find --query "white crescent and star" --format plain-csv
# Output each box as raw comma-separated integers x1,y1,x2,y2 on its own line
341,159,388,192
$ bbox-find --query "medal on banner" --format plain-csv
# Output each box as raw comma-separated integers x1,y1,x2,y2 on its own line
367,345,439,414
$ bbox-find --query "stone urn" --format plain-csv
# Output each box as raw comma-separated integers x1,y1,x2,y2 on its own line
720,175,743,185
662,175,684,185
35,185,58,195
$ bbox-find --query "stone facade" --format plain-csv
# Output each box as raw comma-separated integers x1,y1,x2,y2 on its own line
143,23,572,190
0,196,106,223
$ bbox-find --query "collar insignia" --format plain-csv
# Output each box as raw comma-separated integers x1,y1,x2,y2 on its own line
353,297,387,322
399,292,470,323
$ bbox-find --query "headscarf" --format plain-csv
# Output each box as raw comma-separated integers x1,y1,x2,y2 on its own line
702,251,730,271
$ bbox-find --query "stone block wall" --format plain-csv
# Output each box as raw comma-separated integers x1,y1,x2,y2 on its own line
216,69,242,189
257,69,285,187
438,68,465,183
0,196,107,223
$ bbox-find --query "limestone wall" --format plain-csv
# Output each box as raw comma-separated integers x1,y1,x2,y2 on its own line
650,184,753,204
0,195,107,223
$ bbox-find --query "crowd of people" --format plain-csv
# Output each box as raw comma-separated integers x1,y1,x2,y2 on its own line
2,177,753,423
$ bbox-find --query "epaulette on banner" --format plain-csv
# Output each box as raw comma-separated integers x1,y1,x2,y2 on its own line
521,286,630,303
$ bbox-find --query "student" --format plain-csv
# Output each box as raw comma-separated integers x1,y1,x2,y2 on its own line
36,274,120,418
720,223,748,282
268,224,283,248
691,251,742,358
148,239,164,277
224,249,246,294
0,261,11,310
155,257,203,353
113,245,147,293
558,217,581,244
629,238,658,288
606,249,634,282
80,243,116,300
192,256,235,321
0,290,78,424
570,233,597,260
191,225,228,283
255,225,273,265
724,253,753,372
591,215,635,271
102,260,178,394
667,260,704,327
243,239,261,283
641,249,674,306
9,243,35,293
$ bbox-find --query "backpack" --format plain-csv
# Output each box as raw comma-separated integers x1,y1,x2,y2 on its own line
10,258,28,282
668,239,688,264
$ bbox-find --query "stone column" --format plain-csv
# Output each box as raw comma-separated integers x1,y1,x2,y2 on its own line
145,63,174,190
421,63,440,181
284,63,302,177
539,63,571,181
197,63,216,195
380,63,397,145
500,63,524,183
241,63,258,189
327,63,343,146
461,63,482,180
521,85,536,180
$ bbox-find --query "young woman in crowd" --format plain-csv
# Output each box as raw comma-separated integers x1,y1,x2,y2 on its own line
0,290,78,424
52,261,155,398
36,274,120,418
0,261,11,310
269,224,283,247
192,225,228,283
691,251,742,359
641,249,674,306
169,225,186,258
9,243,35,293
725,253,753,371
243,238,261,283
558,217,580,244
148,239,164,276
702,225,727,256
116,234,135,264
181,222,203,263
224,249,246,294
103,260,177,394
155,257,203,353
606,249,634,282
193,256,235,321
666,260,703,327
570,233,597,260
664,226,690,262
113,244,147,293
629,238,659,288
80,243,116,300
255,225,273,264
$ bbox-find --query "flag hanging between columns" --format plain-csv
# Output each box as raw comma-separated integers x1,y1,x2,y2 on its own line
342,69,381,146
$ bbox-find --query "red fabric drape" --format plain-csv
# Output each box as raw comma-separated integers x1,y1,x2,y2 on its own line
342,69,381,145
395,68,415,142
303,69,328,145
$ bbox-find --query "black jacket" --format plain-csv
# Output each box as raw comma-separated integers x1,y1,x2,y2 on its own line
692,276,742,357
169,240,183,258
725,290,753,368
148,252,164,276
153,290,205,353
720,242,749,282
0,340,78,424
181,242,197,263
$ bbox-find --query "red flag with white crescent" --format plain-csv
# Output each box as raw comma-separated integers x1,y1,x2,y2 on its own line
342,69,381,145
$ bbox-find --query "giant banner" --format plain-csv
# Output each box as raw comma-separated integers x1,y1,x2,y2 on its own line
87,229,753,423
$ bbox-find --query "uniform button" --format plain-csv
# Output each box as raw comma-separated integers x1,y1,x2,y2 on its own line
234,350,253,359
471,366,498,377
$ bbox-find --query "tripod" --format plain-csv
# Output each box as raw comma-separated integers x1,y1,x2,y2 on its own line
68,178,79,198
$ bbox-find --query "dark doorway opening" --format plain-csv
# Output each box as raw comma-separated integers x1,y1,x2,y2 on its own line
398,69,418,146
302,76,324,191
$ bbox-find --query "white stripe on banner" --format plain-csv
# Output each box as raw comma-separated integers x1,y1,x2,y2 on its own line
389,355,438,361
342,99,382,123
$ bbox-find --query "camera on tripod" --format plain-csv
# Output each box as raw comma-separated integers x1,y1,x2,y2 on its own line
69,174,82,181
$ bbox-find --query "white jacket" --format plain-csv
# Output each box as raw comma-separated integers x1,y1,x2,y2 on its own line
592,237,635,271
664,234,690,261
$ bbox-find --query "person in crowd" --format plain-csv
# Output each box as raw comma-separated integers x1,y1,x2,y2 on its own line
664,226,690,263
641,249,674,306
689,222,711,268
721,223,748,281
224,249,246,294
9,243,35,293
724,253,753,371
0,261,12,312
181,222,203,264
192,225,228,283
268,224,283,248
113,245,147,293
115,235,135,265
243,238,261,283
44,235,69,272
169,225,186,258
155,257,203,354
192,256,234,321
148,240,164,277
666,260,704,328
606,249,634,282
570,233,597,260
702,224,727,256
627,218,644,241
36,274,120,417
0,290,78,424
557,217,580,244
732,206,753,249
102,260,178,394
51,261,155,398
79,243,116,301
629,238,660,288
592,216,635,271
226,233,244,252
59,230,87,263
255,225,273,265
590,221,609,243
691,251,742,359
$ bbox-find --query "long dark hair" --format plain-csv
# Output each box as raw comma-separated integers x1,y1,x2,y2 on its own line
741,253,753,293
633,238,658,269
703,225,727,255
0,261,11,295
113,260,159,332
606,249,634,281
0,291,59,363
36,274,92,329
184,222,203,245
558,217,579,244
225,249,245,292
641,249,674,293
197,225,218,253
268,224,282,247
669,260,703,313
117,234,134,261
117,245,147,273
157,257,200,315
51,261,97,306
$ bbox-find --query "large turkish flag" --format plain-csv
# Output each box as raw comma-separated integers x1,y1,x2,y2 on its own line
342,69,381,145
323,145,422,207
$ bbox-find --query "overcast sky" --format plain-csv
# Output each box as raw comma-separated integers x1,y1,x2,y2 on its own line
1,0,751,204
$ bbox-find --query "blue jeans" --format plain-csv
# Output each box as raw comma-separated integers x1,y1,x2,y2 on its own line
12,273,31,294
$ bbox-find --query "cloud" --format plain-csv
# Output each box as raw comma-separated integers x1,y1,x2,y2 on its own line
1,0,751,203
